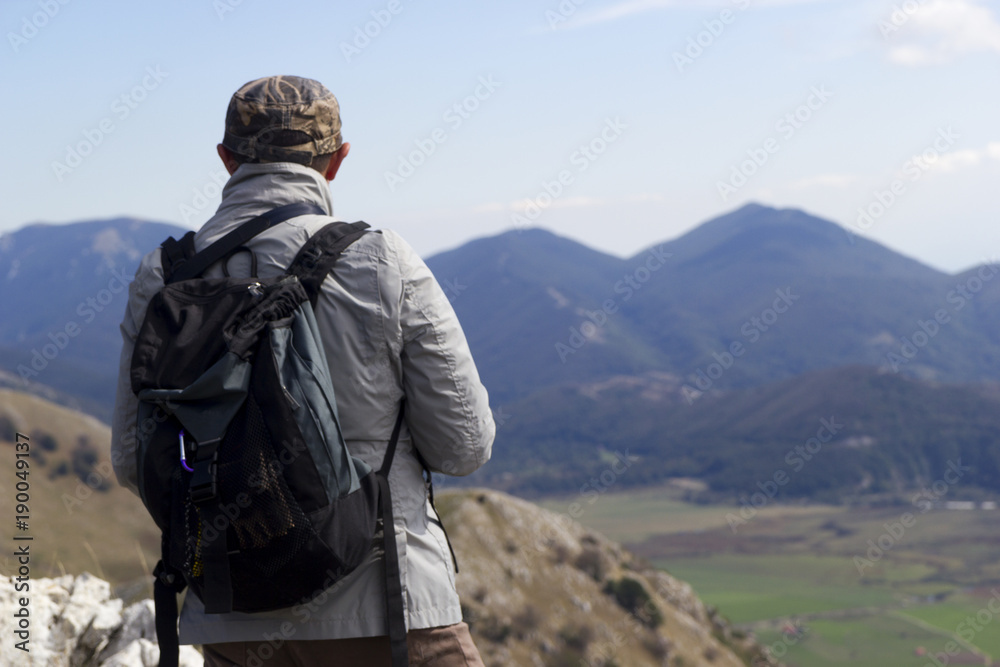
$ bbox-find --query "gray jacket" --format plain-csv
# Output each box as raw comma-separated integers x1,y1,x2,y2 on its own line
110,162,495,644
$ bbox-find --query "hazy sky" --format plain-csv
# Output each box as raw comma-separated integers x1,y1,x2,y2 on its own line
3,0,998,273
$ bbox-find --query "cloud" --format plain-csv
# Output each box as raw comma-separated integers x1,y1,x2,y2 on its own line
885,0,1000,66
908,142,1000,175
927,148,983,173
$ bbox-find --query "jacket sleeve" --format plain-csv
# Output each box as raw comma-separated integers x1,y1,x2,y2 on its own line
390,232,495,476
110,250,163,496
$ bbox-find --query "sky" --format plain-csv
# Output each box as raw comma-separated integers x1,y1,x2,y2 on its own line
2,0,998,274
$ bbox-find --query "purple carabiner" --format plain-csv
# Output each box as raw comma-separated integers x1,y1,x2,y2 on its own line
179,429,194,472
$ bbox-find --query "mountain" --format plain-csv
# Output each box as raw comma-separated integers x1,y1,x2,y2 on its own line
0,218,187,410
428,203,1000,404
456,365,1000,500
6,204,1000,412
5,204,1000,502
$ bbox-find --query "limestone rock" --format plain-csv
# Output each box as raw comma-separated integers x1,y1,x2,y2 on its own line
0,574,200,667
97,599,157,661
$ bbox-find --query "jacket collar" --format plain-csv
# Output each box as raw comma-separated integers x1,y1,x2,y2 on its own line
197,162,334,244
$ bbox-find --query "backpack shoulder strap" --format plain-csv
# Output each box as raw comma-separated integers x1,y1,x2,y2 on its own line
287,221,370,306
165,202,326,284
160,231,196,283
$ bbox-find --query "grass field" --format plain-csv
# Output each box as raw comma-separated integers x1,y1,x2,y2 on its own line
539,484,841,544
664,555,898,624
542,483,1000,666
899,592,1000,658
753,614,965,667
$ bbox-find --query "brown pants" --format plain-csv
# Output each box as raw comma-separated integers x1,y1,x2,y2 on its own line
202,622,485,667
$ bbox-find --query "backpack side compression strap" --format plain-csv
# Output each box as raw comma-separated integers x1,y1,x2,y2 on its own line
154,558,186,667
290,221,406,665
165,202,326,284
378,404,409,667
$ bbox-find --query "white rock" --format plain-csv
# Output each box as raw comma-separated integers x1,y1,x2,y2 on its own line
100,638,202,667
76,598,124,665
98,599,156,662
0,574,75,666
98,638,145,667
178,644,204,667
53,573,113,663
0,574,203,667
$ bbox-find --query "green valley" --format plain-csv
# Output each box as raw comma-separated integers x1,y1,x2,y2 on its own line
542,484,1000,666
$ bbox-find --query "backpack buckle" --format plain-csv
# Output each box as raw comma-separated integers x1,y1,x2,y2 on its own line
299,245,322,271
189,439,221,503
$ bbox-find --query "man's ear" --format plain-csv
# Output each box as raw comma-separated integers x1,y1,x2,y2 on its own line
217,144,241,175
323,142,351,182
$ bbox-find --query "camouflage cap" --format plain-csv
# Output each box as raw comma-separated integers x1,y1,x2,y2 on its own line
222,75,342,165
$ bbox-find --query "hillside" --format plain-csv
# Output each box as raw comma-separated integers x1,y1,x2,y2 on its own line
0,390,160,597
456,366,1000,500
440,489,774,667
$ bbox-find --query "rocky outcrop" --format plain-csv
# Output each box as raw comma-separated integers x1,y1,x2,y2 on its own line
438,489,778,667
0,573,201,667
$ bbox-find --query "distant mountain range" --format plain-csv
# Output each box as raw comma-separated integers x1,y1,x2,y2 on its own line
3,204,1000,500
469,364,1000,499
427,203,1000,404
0,218,184,418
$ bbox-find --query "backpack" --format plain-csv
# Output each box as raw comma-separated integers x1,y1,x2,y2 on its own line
129,203,408,667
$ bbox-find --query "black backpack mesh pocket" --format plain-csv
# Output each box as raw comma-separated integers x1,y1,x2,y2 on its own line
180,393,332,611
